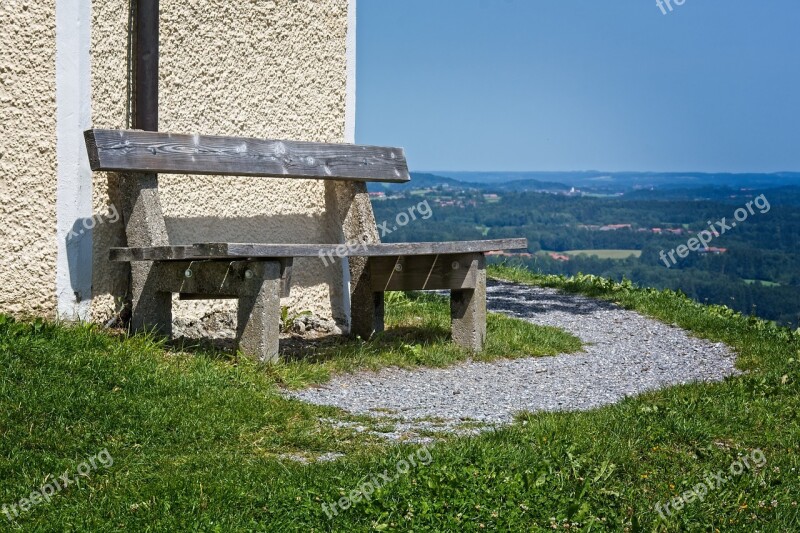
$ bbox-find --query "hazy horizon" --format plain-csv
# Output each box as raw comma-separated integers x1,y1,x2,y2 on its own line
357,1,800,173
415,170,800,175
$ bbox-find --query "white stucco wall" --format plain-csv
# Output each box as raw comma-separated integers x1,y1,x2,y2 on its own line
0,0,58,317
0,0,358,328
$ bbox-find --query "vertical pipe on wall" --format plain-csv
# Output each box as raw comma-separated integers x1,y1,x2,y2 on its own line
124,0,169,333
134,0,159,131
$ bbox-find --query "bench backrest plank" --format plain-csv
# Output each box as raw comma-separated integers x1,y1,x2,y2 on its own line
85,129,410,183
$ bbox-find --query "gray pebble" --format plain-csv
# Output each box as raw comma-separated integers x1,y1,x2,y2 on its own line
290,281,739,428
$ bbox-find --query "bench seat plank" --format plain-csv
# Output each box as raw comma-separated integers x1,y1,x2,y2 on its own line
85,129,410,183
109,239,528,261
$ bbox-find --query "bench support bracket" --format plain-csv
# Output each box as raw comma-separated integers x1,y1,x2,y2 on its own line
358,252,487,352
131,259,287,362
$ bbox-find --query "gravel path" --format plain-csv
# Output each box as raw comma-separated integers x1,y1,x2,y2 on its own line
290,281,738,425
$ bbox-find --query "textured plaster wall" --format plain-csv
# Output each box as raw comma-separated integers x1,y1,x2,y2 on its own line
90,0,352,325
0,1,58,316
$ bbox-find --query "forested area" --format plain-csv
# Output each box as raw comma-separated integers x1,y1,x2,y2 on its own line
372,186,800,328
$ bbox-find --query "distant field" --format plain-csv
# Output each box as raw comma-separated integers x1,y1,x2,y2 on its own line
744,278,781,287
561,249,642,259
474,225,491,236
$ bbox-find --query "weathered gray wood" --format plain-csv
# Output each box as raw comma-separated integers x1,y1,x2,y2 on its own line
233,239,527,257
109,238,528,262
149,259,292,298
369,254,479,291
84,129,411,183
450,254,487,352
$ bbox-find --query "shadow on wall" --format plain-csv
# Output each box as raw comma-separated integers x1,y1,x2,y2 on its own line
66,218,94,303
90,173,131,321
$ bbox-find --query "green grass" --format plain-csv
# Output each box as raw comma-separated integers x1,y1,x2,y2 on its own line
1,272,800,531
272,291,582,388
0,294,579,531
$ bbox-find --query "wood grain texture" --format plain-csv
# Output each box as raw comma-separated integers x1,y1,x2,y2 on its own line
143,259,292,297
109,239,528,261
369,254,479,291
85,129,410,183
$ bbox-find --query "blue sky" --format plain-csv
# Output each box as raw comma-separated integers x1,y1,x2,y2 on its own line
356,0,800,173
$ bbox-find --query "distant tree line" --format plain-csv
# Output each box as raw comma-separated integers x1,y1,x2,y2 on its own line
372,188,800,329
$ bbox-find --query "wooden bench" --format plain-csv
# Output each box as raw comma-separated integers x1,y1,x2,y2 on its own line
84,128,527,362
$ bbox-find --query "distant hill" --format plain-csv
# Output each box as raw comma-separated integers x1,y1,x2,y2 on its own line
424,171,800,195
481,178,571,193
368,172,570,194
369,170,800,200
623,185,800,205
367,172,471,193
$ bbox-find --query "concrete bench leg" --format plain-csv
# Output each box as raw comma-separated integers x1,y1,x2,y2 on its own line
350,255,385,339
450,257,487,352
236,261,281,362
130,262,172,336
350,290,385,339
